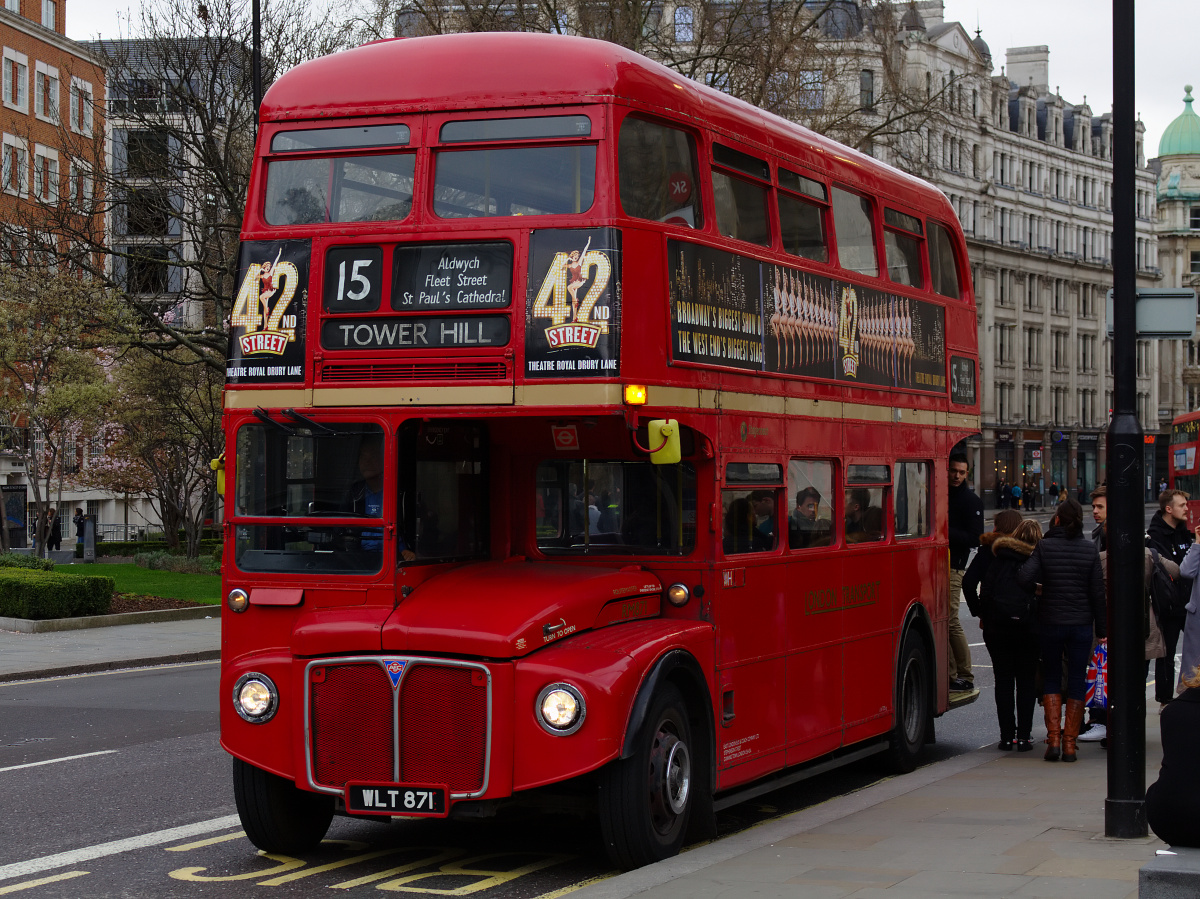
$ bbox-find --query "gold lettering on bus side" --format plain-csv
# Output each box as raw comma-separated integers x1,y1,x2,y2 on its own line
373,853,570,894
168,852,305,881
331,848,465,890
804,581,881,615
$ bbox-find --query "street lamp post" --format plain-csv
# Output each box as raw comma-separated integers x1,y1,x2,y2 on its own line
252,0,261,135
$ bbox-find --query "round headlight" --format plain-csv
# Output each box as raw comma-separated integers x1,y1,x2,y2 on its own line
233,672,278,723
227,588,249,613
536,683,586,735
667,583,690,607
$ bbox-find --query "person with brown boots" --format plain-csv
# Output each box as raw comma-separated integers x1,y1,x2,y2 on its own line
1018,499,1106,761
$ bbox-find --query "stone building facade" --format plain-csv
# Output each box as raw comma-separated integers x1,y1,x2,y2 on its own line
870,2,1161,507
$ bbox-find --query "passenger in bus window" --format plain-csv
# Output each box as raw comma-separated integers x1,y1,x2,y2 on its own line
845,487,871,543
789,487,822,548
749,490,775,545
723,495,772,554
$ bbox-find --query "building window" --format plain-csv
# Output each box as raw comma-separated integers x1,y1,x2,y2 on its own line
33,62,57,122
859,70,874,109
797,70,823,110
1190,251,1200,275
32,145,56,202
68,160,92,207
41,0,54,29
3,1,18,12
673,7,694,43
3,49,28,113
124,130,169,178
123,187,170,236
1190,207,1200,230
2,135,28,196
69,77,92,135
124,245,171,294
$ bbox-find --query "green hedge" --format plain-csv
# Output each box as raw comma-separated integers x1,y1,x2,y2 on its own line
0,553,54,571
0,569,114,619
75,539,222,559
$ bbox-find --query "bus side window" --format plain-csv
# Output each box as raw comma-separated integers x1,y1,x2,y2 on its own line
712,171,770,246
722,488,778,555
928,221,962,299
831,187,878,277
617,116,703,228
787,459,834,549
883,208,925,288
894,461,930,538
844,486,886,544
779,192,827,262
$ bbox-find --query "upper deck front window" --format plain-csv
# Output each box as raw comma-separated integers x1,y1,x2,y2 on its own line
433,144,596,218
266,153,416,226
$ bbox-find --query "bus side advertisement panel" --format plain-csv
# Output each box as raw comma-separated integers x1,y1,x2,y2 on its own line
227,239,310,384
667,240,947,393
525,228,621,378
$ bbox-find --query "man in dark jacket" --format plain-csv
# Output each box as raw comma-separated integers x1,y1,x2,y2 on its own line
948,452,984,692
1147,489,1194,707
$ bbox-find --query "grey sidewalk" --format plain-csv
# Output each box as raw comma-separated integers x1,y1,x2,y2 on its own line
576,706,1167,899
0,616,220,681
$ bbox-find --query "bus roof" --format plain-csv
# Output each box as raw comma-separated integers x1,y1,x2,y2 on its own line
261,32,950,216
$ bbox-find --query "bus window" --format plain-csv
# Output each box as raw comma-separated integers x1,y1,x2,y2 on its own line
928,221,961,298
536,460,696,556
831,187,878,276
234,422,387,573
617,116,703,227
722,489,777,554
433,145,596,218
787,459,834,548
265,153,416,225
712,171,770,246
778,192,827,262
844,464,888,544
398,421,489,562
884,229,923,287
894,461,930,538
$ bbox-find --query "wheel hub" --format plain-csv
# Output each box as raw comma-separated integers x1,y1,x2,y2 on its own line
648,724,691,832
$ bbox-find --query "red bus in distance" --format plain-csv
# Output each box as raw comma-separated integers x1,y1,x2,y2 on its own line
220,32,981,870
1169,410,1200,521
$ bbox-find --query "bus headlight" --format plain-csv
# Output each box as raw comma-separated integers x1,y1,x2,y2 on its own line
667,583,690,607
536,683,585,735
233,673,278,723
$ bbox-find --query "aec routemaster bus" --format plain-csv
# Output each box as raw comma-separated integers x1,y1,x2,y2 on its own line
220,33,981,870
1170,410,1200,519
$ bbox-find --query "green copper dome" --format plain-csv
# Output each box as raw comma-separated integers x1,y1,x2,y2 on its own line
1160,85,1200,156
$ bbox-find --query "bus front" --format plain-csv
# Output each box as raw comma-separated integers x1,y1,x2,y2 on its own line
220,37,712,864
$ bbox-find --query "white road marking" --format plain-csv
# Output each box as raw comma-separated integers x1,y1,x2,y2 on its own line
0,750,117,773
0,815,242,881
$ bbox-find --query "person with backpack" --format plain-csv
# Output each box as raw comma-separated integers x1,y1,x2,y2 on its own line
977,517,1043,752
1146,489,1194,710
1018,498,1106,762
1010,482,1022,510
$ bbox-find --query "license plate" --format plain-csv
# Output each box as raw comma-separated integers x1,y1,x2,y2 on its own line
345,783,448,817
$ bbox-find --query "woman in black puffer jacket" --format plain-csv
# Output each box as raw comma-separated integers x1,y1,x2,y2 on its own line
1017,498,1106,762
979,518,1043,753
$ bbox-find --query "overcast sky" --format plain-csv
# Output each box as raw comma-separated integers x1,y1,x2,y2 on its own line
67,0,1194,159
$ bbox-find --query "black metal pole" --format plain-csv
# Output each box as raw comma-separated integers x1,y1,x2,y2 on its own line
252,0,262,137
1105,0,1147,839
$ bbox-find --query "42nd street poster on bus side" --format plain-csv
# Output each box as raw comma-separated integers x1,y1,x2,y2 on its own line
226,239,310,385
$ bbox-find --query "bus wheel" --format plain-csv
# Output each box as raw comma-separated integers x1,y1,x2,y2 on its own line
233,757,334,854
886,630,930,773
598,684,694,870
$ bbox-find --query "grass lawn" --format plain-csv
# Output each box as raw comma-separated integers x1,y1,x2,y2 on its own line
57,563,222,604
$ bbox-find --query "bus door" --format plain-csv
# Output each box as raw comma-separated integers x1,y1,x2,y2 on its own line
782,459,843,764
840,463,895,744
714,461,786,788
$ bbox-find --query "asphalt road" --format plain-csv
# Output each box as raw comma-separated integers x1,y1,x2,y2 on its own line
0,621,1019,899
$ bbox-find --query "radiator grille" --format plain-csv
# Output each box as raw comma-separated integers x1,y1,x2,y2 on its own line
310,663,394,788
400,665,487,794
320,361,508,382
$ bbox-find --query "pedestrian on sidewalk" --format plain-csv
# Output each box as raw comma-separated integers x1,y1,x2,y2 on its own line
1146,664,1200,848
1080,486,1110,744
1146,489,1194,710
971,514,1042,752
1175,526,1200,696
948,452,983,693
47,508,61,552
1018,498,1106,762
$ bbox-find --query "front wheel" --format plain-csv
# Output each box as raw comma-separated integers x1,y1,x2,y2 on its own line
598,684,695,870
885,629,931,773
233,758,334,854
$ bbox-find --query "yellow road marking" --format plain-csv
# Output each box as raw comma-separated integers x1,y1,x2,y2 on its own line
0,872,88,894
260,848,414,886
332,849,465,890
376,853,570,895
169,852,304,881
165,832,246,852
525,874,615,899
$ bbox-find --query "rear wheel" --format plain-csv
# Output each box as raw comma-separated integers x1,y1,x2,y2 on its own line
233,758,334,854
598,684,695,870
886,629,930,773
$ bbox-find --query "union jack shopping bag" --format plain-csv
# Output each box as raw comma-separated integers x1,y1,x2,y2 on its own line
1086,639,1109,709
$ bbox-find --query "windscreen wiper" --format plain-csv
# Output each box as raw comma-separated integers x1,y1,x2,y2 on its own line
253,408,297,435
283,409,336,436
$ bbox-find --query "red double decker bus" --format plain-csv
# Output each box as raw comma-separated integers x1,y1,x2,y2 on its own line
1170,410,1200,518
220,33,980,870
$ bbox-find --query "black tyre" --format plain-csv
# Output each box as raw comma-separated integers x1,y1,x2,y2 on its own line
886,629,931,773
598,683,695,870
233,758,334,854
